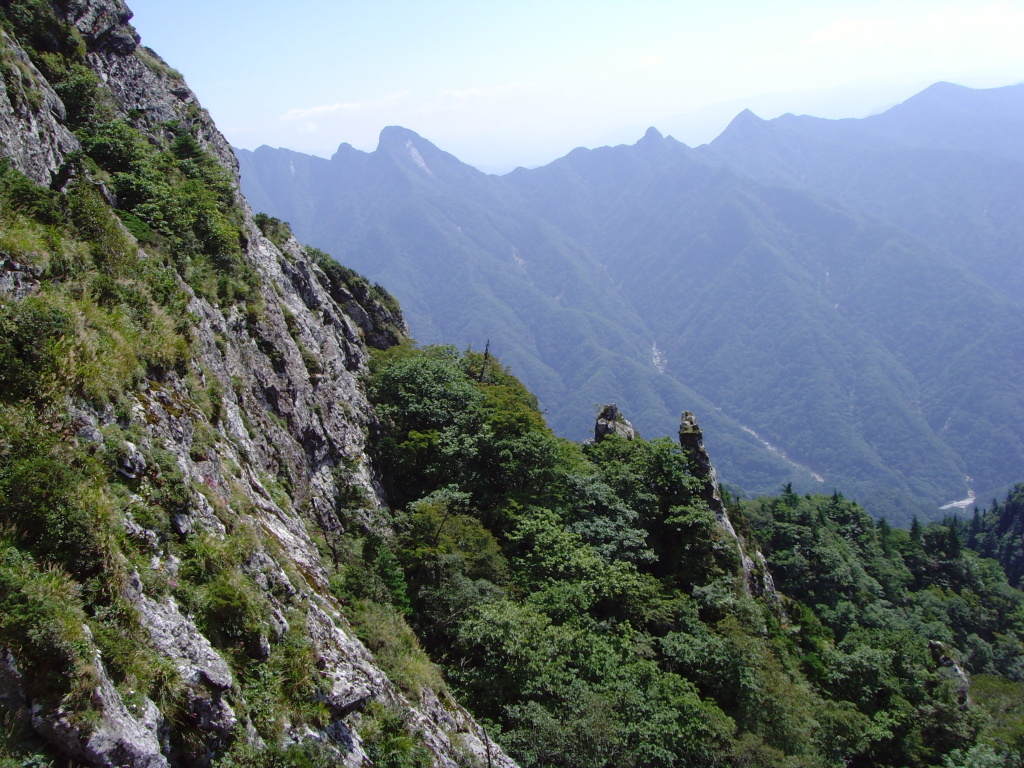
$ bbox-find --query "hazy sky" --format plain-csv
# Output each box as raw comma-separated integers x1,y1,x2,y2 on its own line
126,0,1024,173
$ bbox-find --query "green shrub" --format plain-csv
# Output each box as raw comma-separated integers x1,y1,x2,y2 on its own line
50,61,99,127
65,179,136,276
0,544,96,703
0,409,112,576
0,158,64,224
0,298,71,404
348,600,446,701
359,701,433,768
212,739,340,768
253,213,292,247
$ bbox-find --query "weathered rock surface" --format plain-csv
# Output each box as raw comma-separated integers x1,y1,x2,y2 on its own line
65,0,139,53
594,403,636,441
679,411,780,603
30,630,167,768
0,2,518,766
930,640,972,708
0,30,80,185
0,255,43,298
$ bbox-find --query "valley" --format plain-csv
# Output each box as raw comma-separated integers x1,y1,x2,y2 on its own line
2,1,1024,766
238,91,1024,524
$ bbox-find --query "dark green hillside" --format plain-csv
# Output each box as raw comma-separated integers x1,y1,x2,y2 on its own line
955,485,1024,590
356,342,1024,767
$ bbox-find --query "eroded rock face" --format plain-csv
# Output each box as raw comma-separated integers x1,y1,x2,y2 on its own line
28,627,168,768
594,403,636,441
0,2,520,766
0,255,43,298
679,411,781,603
930,640,971,708
64,0,139,53
0,31,80,185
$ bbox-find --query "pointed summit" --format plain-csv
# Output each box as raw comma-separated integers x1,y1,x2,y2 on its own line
707,108,769,151
725,108,765,131
633,126,682,159
371,126,479,179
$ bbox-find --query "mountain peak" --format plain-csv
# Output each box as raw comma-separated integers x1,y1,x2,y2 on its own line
377,125,427,149
919,80,968,95
708,108,768,149
730,108,765,128
375,126,446,175
640,126,664,142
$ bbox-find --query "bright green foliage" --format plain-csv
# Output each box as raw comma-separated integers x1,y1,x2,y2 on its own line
0,6,258,307
0,542,96,703
253,212,293,247
364,345,1024,767
346,600,446,702
743,491,1024,765
0,297,71,404
0,408,113,576
212,739,341,768
359,702,433,768
309,246,402,322
959,486,1024,589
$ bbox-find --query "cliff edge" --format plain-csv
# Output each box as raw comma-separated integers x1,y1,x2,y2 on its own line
0,2,514,765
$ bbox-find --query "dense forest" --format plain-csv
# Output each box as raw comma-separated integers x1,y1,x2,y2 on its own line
349,342,1024,767
2,1,1024,767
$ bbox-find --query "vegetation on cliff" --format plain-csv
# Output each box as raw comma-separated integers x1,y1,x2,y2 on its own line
1,3,481,766
2,2,1024,768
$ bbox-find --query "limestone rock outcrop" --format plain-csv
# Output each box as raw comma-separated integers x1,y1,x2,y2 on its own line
0,2,516,766
679,411,780,603
594,403,636,441
0,29,80,185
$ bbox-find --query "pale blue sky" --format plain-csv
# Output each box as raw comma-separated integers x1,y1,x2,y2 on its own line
126,0,1024,172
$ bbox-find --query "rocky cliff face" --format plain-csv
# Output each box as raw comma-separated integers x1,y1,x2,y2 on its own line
678,412,779,603
0,2,515,766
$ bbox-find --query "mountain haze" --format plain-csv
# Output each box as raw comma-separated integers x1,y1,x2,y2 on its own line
236,130,823,504
237,87,1024,523
7,2,1024,766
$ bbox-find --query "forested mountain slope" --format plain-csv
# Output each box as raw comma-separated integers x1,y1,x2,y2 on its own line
238,87,1024,522
502,127,1024,522
5,2,1024,767
236,131,820,508
357,343,1024,768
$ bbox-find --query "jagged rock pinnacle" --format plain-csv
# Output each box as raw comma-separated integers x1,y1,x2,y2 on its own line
594,404,636,441
679,411,781,603
679,410,718,506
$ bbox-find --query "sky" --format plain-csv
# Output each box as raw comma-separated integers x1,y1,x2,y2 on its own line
125,0,1024,173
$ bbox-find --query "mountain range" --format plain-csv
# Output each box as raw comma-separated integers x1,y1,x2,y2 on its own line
236,82,1024,525
5,1,1024,765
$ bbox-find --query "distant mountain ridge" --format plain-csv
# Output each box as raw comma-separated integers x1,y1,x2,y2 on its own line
237,129,826,505
702,81,1024,299
236,82,1024,523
